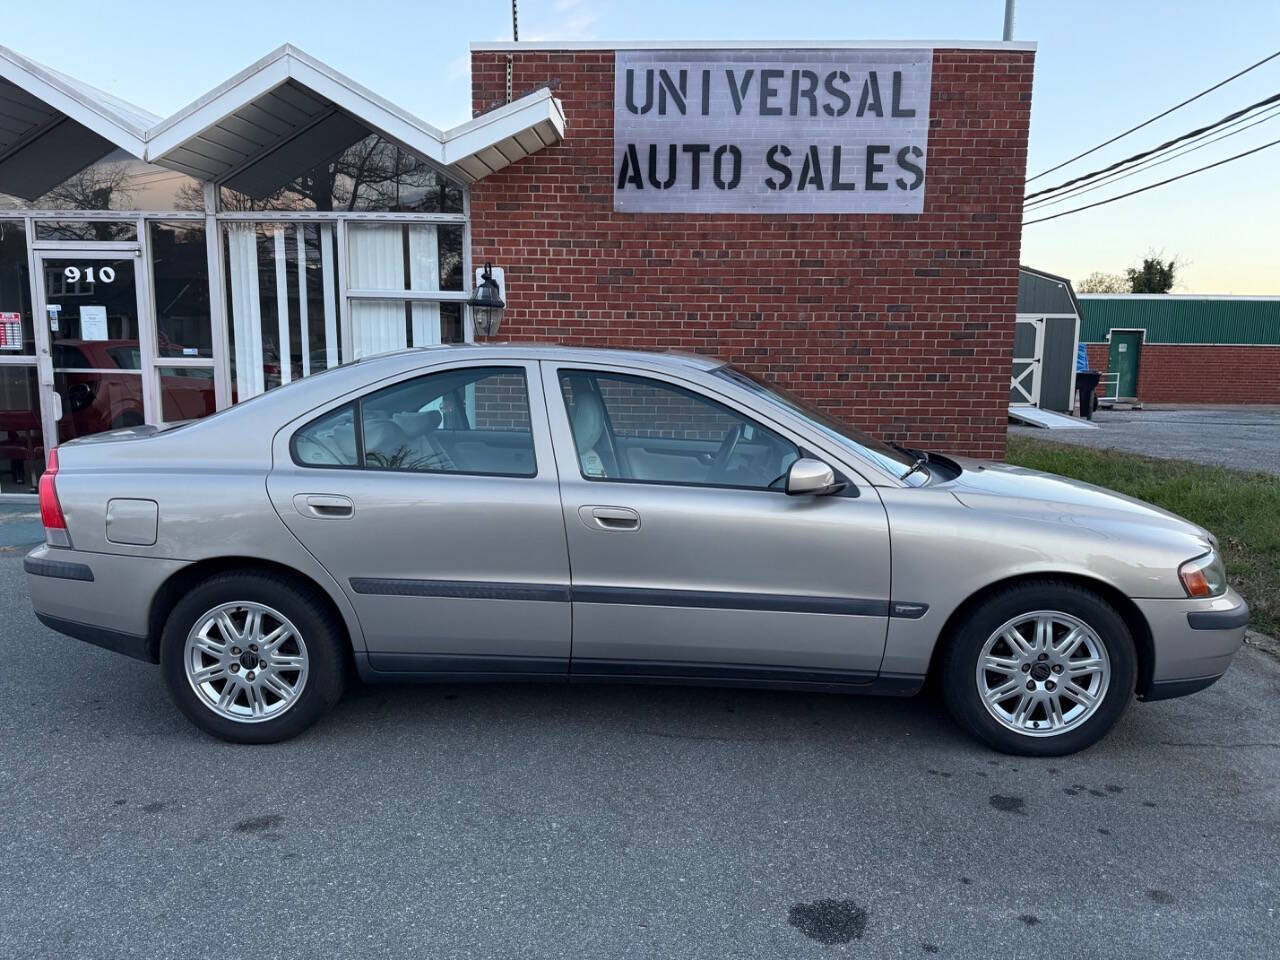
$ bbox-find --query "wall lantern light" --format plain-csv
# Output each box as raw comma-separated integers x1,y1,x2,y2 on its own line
469,262,506,337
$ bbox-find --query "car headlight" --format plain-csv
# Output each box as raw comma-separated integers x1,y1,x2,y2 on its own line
1179,550,1227,598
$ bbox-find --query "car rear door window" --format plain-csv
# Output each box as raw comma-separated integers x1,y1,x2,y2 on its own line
293,366,537,477
558,370,798,490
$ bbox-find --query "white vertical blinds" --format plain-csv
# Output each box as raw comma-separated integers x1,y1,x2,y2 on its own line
225,223,341,396
295,226,310,379
408,224,441,347
226,225,264,401
272,228,291,385
319,224,338,369
348,223,406,359
348,223,444,358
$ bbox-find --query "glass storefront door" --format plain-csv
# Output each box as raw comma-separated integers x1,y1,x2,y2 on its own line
34,250,152,445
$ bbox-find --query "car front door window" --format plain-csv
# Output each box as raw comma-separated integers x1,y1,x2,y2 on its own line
558,370,799,490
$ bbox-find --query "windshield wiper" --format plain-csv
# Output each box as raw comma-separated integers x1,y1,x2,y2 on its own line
891,442,930,482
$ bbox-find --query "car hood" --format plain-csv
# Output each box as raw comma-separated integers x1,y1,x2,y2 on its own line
940,458,1212,544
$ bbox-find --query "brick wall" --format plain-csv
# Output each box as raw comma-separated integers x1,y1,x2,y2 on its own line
470,48,1034,460
1086,343,1280,404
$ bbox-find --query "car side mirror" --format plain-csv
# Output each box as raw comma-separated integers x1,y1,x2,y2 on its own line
785,458,846,496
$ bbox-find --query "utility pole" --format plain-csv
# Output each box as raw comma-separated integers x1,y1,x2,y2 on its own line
1003,0,1016,41
506,0,519,103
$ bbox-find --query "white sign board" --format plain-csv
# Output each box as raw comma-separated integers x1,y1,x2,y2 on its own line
80,305,108,341
614,48,932,214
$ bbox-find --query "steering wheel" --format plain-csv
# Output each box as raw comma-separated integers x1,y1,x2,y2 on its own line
709,423,745,481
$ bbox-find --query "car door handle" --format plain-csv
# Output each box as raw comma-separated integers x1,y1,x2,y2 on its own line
293,494,354,519
579,505,640,532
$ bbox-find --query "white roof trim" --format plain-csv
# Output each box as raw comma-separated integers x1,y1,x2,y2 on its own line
1077,294,1280,302
0,45,154,157
144,44,563,182
0,43,564,186
472,39,1037,52
439,89,565,166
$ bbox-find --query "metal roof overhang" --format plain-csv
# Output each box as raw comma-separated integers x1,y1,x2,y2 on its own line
0,46,154,200
144,45,564,193
0,43,564,202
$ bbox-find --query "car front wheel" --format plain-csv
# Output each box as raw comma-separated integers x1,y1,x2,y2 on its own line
940,581,1137,756
160,571,346,743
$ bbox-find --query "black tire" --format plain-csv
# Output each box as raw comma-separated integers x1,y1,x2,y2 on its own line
939,580,1137,757
160,571,347,744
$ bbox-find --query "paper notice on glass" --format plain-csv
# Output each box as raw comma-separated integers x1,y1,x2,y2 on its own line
80,305,108,341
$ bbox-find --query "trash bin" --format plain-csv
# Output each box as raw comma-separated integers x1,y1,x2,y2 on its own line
1076,370,1101,420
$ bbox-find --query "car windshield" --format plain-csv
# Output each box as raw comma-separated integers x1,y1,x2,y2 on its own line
713,365,927,484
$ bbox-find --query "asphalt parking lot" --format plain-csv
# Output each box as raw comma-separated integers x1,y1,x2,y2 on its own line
1,549,1278,960
1011,405,1280,475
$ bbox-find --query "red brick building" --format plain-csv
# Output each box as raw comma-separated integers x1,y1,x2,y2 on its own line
470,41,1036,460
0,40,1032,496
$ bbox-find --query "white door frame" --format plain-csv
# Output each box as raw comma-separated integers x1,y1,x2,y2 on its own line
1011,315,1045,406
31,245,155,450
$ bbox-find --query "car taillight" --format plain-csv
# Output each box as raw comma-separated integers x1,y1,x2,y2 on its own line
39,448,66,530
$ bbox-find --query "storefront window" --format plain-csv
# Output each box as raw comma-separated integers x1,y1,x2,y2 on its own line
348,300,464,356
347,222,465,357
0,220,33,353
36,220,137,242
224,222,342,401
157,366,216,422
218,134,464,213
0,367,43,493
0,150,203,212
150,222,213,358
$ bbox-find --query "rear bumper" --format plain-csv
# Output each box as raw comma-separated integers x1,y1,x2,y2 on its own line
1134,588,1248,701
34,611,153,662
26,543,186,662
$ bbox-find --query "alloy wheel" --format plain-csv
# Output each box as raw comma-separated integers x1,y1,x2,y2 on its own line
975,610,1110,738
183,601,309,723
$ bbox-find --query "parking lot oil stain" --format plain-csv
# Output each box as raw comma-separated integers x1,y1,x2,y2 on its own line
1019,914,1041,926
233,814,283,834
1147,889,1175,905
141,801,166,814
989,794,1025,815
787,899,869,945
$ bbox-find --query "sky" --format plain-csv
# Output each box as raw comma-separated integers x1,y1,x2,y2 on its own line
3,0,1278,293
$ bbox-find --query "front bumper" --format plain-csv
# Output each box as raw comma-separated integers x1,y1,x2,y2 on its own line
25,543,187,663
1133,587,1249,701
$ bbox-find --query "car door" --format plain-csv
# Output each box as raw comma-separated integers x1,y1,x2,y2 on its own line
267,359,571,677
542,361,893,685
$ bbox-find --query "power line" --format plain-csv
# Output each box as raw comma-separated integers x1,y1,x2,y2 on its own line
1024,101,1280,210
1026,47,1280,182
1025,90,1280,202
1023,135,1280,225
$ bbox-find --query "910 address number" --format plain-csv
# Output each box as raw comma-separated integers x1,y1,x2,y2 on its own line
64,265,115,283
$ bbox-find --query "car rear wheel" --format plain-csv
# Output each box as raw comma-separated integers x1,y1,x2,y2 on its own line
160,571,346,743
940,581,1137,756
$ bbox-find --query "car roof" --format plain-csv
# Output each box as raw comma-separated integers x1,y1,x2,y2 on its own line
389,343,725,371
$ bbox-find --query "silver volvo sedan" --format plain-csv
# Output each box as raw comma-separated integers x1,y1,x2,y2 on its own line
25,346,1247,755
